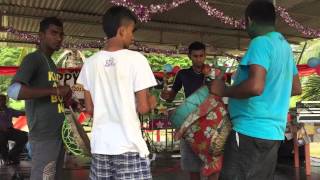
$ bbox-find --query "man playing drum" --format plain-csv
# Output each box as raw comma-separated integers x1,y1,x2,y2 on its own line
161,42,219,180
210,1,302,180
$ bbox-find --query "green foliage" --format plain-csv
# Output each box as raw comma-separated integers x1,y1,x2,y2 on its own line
302,75,320,101
0,47,36,66
0,76,25,110
0,47,37,110
82,49,98,58
0,47,23,66
8,99,25,110
51,49,64,63
290,95,301,108
0,76,11,94
144,54,237,72
146,54,192,71
5,44,320,110
289,40,320,106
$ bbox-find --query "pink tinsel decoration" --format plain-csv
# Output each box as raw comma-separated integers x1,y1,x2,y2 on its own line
2,0,320,52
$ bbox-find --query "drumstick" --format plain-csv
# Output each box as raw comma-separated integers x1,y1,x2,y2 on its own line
67,105,91,155
162,64,172,90
163,71,171,91
68,105,77,119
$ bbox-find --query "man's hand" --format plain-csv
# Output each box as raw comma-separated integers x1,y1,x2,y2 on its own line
56,86,72,107
57,86,72,97
210,79,226,97
65,89,73,103
160,88,177,102
160,89,172,100
202,64,211,76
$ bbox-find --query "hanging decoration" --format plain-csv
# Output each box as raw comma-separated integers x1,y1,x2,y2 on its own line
110,0,320,38
6,26,39,43
194,0,245,29
133,42,188,55
276,6,320,38
110,0,245,28
110,0,189,22
2,26,243,59
3,26,104,49
2,0,320,54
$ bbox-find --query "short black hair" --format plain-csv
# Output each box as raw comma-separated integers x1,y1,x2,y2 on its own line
102,6,137,38
39,17,63,32
245,1,276,25
188,41,206,54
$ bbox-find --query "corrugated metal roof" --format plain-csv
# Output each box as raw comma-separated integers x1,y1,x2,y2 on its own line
0,0,319,50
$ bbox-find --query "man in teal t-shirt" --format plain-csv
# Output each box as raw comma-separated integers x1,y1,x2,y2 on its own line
210,1,302,180
229,31,298,140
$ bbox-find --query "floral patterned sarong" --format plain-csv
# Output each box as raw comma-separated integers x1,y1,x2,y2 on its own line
176,95,231,176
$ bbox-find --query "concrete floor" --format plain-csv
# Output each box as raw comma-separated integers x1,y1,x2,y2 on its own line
1,155,319,180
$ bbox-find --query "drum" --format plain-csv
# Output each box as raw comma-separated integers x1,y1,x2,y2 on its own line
178,95,231,176
170,86,209,128
62,108,91,157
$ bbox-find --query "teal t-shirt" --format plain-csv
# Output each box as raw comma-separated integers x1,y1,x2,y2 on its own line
228,32,298,140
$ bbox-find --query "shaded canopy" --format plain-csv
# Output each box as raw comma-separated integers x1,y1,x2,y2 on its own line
0,0,319,55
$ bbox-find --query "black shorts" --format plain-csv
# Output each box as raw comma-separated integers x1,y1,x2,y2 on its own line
219,130,281,180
